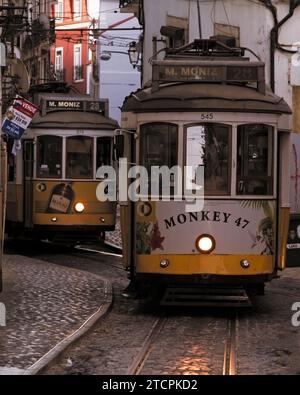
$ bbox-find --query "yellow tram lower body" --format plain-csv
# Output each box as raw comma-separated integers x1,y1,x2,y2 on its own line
136,254,274,276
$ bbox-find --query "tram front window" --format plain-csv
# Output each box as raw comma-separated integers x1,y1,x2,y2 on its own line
37,135,62,178
66,136,93,179
237,124,273,196
186,124,230,196
140,123,178,195
97,137,112,168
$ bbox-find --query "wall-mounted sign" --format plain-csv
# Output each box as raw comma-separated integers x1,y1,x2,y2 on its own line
2,97,39,139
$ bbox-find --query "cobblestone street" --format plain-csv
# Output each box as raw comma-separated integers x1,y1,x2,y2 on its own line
0,254,112,374
15,242,300,376
1,240,300,375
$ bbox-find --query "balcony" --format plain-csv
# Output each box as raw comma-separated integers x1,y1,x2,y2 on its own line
73,65,84,82
54,68,66,82
31,17,56,48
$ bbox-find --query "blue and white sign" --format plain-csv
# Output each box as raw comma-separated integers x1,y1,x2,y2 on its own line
2,97,39,139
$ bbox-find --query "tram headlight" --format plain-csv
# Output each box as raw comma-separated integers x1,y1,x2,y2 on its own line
195,234,215,254
240,259,251,269
75,202,85,213
160,259,170,268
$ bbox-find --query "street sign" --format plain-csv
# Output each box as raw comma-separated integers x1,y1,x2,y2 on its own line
2,97,39,139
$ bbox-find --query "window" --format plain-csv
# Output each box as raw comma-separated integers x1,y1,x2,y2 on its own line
214,23,240,46
55,0,63,21
97,137,112,169
39,0,46,14
66,136,93,179
140,123,178,196
186,124,231,196
55,48,64,81
165,15,188,48
74,44,83,81
237,124,273,195
73,0,82,20
37,136,62,178
140,123,178,171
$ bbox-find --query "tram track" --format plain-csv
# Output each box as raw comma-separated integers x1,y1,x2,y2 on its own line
10,240,239,376
222,314,238,375
127,313,239,376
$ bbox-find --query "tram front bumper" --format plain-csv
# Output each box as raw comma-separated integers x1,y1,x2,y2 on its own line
136,254,275,277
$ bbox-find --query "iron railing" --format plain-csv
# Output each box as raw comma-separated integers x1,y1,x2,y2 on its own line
73,65,84,81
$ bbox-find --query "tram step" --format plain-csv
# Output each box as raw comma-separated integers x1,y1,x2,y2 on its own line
160,286,252,307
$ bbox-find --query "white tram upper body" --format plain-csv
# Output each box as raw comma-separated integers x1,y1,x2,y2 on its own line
119,40,292,296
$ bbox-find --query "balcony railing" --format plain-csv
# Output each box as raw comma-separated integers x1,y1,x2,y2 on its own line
54,68,66,82
73,65,84,81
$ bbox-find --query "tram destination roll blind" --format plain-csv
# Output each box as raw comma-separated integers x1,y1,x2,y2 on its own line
43,100,107,116
152,61,265,93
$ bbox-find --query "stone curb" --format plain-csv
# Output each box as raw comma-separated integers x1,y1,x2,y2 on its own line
23,276,113,375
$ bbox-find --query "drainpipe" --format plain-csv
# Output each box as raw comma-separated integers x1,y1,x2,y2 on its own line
262,0,300,92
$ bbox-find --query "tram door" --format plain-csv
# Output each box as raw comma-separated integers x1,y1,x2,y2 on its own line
23,140,34,228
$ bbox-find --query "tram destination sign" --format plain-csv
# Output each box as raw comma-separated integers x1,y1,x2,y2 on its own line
43,99,107,116
152,61,265,93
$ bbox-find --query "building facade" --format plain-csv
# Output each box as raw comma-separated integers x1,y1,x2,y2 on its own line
50,0,95,95
99,0,141,121
120,1,300,111
0,0,55,108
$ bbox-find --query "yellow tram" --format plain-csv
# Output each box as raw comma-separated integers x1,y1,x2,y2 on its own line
118,39,292,303
6,93,117,244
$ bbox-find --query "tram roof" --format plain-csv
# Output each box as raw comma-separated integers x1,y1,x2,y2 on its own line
122,82,292,115
30,111,119,130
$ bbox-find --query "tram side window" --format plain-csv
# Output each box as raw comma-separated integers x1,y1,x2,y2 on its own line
66,136,93,179
96,137,112,169
186,124,230,195
37,136,62,178
237,124,273,196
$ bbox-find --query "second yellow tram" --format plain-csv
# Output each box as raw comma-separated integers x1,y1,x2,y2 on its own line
6,93,117,244
118,39,292,303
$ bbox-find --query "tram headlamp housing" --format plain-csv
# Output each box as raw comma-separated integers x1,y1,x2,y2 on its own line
240,259,251,269
75,202,85,213
160,259,170,268
195,234,215,254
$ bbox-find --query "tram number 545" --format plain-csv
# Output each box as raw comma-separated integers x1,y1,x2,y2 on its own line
200,113,214,121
